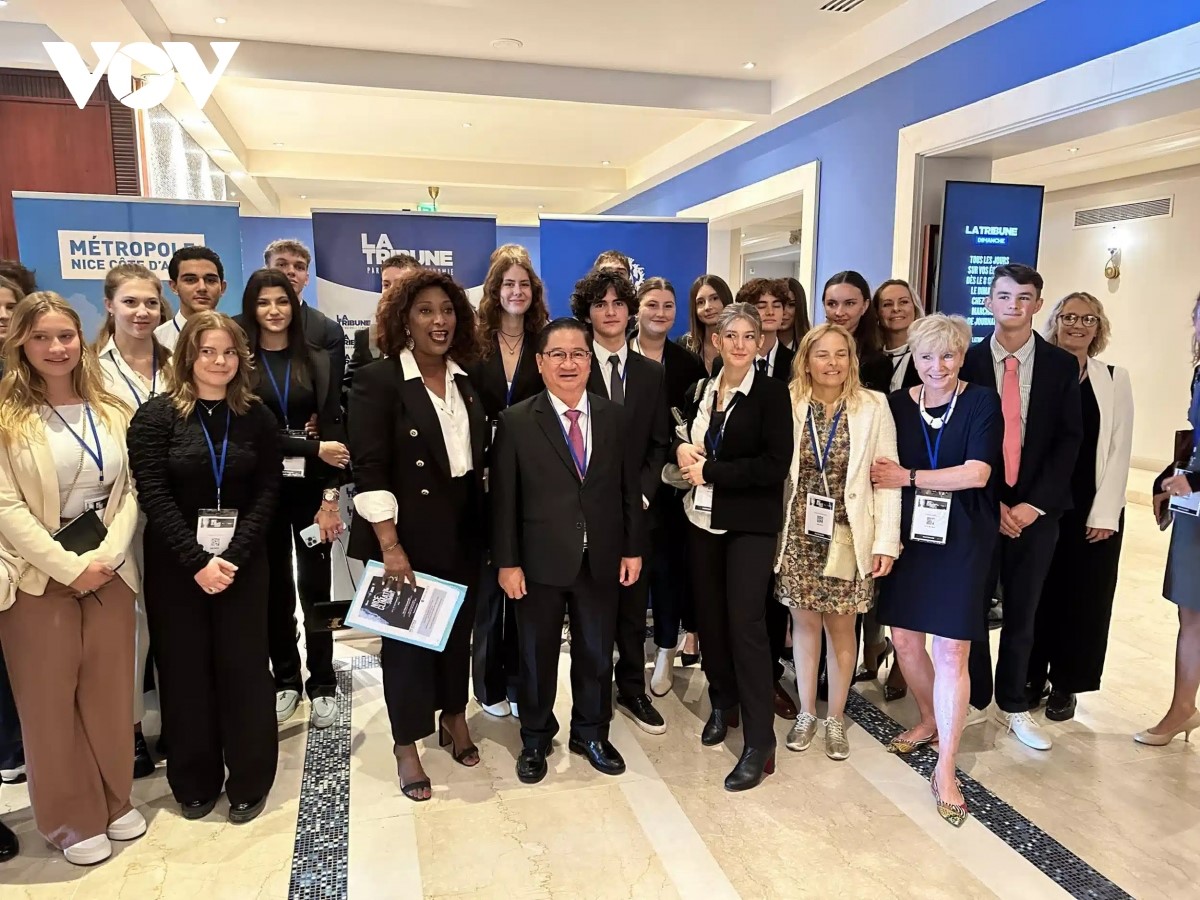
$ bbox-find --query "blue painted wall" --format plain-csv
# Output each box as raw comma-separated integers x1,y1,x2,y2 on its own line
609,0,1200,297
495,225,541,275
239,215,317,295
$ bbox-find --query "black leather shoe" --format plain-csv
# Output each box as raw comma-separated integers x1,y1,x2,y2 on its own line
617,694,667,735
516,746,550,784
133,732,155,780
988,601,1004,630
773,683,798,720
817,670,829,703
181,798,218,820
568,737,625,776
724,745,776,793
229,796,267,824
0,820,18,862
701,707,739,746
1045,689,1077,722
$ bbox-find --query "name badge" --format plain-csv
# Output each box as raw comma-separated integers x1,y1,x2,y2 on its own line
282,456,307,478
82,495,109,514
197,508,238,555
693,483,714,512
911,489,952,544
804,493,836,541
1168,468,1200,517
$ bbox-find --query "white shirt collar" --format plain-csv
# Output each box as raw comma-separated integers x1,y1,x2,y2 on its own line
757,340,779,367
715,363,756,399
99,337,120,359
398,347,465,382
884,343,909,357
593,339,627,371
172,311,187,332
990,331,1036,364
547,390,589,418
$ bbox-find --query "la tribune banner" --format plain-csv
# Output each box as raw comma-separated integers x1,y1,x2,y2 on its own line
311,210,497,346
11,193,242,338
538,215,708,333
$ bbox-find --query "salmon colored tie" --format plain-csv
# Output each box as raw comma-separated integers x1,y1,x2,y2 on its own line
1002,355,1021,487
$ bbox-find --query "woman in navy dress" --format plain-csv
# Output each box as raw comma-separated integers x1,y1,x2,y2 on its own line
871,314,1002,828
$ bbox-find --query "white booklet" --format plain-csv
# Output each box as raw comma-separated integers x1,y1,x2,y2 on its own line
345,560,468,652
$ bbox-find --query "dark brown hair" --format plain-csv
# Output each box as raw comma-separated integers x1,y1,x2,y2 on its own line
823,270,880,356
168,311,258,419
735,277,787,308
377,269,479,364
569,268,639,323
477,247,549,358
784,277,811,346
685,274,733,352
0,259,36,295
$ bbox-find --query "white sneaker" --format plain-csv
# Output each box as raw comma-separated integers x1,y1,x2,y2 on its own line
64,833,112,866
310,696,338,729
963,705,989,728
649,646,676,697
0,764,25,784
996,709,1052,750
276,690,301,724
510,702,520,719
481,699,511,718
106,808,147,841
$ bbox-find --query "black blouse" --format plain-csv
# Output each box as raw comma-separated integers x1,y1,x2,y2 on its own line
128,394,281,572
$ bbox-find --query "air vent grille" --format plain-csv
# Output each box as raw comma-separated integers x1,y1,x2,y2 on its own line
1073,196,1173,228
820,0,867,11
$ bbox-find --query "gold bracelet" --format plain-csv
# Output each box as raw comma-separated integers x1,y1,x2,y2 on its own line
380,541,400,553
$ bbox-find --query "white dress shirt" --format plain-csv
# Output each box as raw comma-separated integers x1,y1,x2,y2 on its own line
989,331,1037,443
884,344,912,392
593,340,628,400
97,338,166,412
546,389,593,472
43,404,123,521
153,311,187,352
353,349,473,524
683,366,756,535
755,340,779,377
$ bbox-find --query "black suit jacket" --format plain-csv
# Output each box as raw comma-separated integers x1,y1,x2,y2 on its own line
659,338,707,414
711,340,795,385
586,350,671,503
673,371,793,534
963,332,1083,514
346,357,487,574
300,303,346,392
463,339,545,423
859,349,894,393
491,390,642,587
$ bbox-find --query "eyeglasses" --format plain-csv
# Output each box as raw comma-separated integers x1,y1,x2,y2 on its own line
1059,313,1099,327
542,349,592,363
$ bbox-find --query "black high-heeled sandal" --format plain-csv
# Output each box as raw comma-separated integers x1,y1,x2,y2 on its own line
395,743,432,802
853,637,894,684
680,633,700,668
438,712,480,767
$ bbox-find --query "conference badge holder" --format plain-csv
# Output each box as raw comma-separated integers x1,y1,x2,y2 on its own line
1168,467,1200,518
911,490,952,544
804,494,836,541
282,428,308,478
197,509,238,555
693,483,714,512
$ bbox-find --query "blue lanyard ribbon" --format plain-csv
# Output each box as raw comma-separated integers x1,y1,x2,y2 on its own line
110,350,156,407
918,384,961,470
554,400,591,478
53,404,104,482
198,407,231,509
704,389,740,460
261,353,292,429
808,403,844,494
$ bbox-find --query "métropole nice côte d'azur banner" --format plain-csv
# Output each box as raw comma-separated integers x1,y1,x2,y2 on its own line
311,210,497,348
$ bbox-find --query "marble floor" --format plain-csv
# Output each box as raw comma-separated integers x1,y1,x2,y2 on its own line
2,503,1197,899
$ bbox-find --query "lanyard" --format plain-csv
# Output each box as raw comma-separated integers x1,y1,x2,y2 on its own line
172,316,182,334
109,349,156,407
198,407,231,509
53,404,105,483
807,403,844,496
888,348,910,374
704,387,740,460
554,400,591,478
918,383,961,470
261,352,292,429
505,343,524,408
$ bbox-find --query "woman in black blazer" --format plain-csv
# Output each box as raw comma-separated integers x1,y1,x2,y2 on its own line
240,269,350,730
463,246,548,719
823,271,892,392
348,270,486,802
873,279,926,393
675,302,793,792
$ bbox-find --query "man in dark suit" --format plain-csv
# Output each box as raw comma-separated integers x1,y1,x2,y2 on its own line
491,318,643,784
344,253,420,400
962,263,1082,752
264,239,346,388
570,270,671,734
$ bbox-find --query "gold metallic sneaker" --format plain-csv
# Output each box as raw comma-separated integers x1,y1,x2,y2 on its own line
824,716,850,760
785,712,819,752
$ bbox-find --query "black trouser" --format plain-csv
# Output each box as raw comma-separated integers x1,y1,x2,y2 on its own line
615,529,653,700
471,561,521,707
689,526,777,751
147,560,278,806
765,574,788,683
516,557,618,749
0,638,22,771
649,496,696,649
266,478,336,700
969,512,1060,713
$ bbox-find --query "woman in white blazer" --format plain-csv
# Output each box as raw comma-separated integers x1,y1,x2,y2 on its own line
1028,292,1133,721
0,293,143,866
774,323,901,761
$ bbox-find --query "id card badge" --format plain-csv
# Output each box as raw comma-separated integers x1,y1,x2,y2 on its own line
197,509,238,555
82,495,109,514
282,456,306,478
804,493,836,541
911,489,952,544
693,483,714,512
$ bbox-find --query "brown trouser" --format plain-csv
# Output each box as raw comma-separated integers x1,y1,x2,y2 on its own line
0,577,135,849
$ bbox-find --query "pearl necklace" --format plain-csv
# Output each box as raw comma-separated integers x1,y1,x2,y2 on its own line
918,381,961,430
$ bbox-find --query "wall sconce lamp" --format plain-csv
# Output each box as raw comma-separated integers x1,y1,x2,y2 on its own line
1104,246,1121,280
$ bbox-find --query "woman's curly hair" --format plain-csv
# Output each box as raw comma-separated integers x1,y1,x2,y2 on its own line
376,268,479,364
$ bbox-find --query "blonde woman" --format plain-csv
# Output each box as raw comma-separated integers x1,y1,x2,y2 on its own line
127,311,281,824
0,293,143,865
96,262,174,779
775,323,900,761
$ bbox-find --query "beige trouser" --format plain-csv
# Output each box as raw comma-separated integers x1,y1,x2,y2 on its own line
0,577,135,849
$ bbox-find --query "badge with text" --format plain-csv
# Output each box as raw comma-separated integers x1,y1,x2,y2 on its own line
693,483,714,512
197,508,238,555
804,493,836,541
911,489,952,544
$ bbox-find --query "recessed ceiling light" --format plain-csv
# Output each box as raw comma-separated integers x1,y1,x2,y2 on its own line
214,16,227,25
1068,147,1080,153
601,160,611,166
300,194,307,199
743,61,756,70
229,191,237,197
538,204,544,209
491,38,523,51
273,141,284,147
0,2,10,9
462,122,472,128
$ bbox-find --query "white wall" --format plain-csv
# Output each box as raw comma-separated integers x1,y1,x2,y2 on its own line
1036,167,1200,468
743,258,797,281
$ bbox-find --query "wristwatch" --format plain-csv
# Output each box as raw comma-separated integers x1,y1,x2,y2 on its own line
321,488,340,504
909,469,917,487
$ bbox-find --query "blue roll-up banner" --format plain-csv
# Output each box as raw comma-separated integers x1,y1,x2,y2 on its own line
11,193,243,338
538,215,708,332
239,215,317,289
311,210,497,345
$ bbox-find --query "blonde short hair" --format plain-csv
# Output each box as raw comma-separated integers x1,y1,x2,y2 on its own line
1041,292,1111,357
908,314,972,359
789,323,864,411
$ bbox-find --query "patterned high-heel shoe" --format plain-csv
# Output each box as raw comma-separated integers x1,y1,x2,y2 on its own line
886,728,938,754
930,774,968,828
